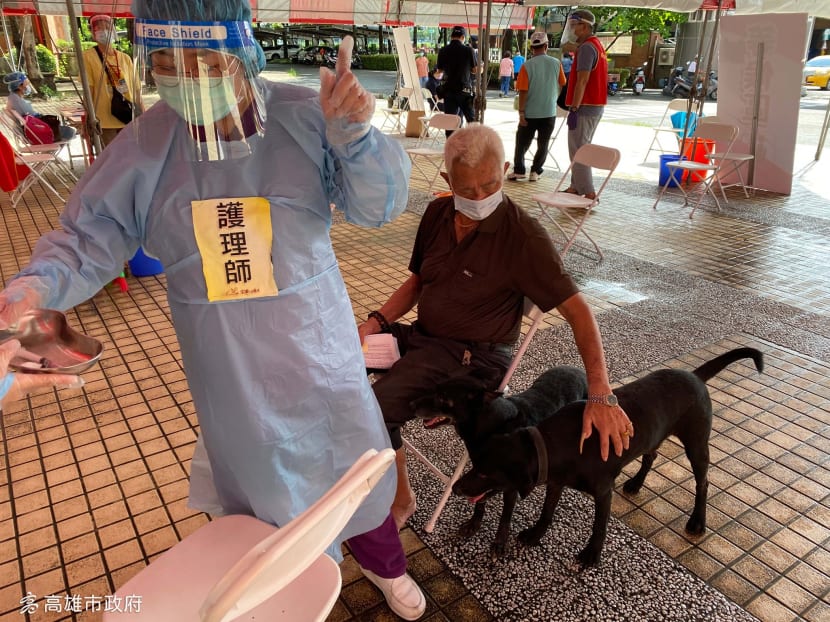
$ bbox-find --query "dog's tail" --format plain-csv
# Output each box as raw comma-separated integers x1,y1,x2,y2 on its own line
693,347,764,383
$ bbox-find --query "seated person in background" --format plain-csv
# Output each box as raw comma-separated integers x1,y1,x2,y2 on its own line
424,68,444,111
3,72,77,141
358,124,634,529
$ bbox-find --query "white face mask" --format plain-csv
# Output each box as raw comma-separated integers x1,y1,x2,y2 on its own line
453,189,503,221
94,30,116,46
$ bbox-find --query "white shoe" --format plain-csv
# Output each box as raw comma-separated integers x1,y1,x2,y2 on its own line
529,171,541,182
361,567,426,620
507,171,526,181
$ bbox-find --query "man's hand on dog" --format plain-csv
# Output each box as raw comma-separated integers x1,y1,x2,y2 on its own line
580,403,633,460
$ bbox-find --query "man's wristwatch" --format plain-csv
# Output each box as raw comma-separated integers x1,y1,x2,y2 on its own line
569,105,580,112
587,393,618,407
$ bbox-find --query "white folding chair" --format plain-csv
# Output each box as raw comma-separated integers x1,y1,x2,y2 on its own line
699,116,754,198
531,144,621,260
652,121,738,218
380,87,412,134
103,448,395,622
405,113,462,191
643,98,701,162
2,109,77,186
403,299,546,533
0,132,64,207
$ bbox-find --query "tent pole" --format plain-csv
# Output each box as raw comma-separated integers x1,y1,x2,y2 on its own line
479,0,492,124
815,95,830,161
65,0,103,156
748,41,763,187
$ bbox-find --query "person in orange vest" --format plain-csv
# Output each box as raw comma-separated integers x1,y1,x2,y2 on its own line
562,10,607,200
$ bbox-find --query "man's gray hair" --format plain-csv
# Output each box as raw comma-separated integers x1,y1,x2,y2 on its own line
444,124,505,175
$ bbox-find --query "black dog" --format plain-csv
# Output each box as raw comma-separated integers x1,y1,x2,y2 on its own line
411,366,588,557
453,347,764,568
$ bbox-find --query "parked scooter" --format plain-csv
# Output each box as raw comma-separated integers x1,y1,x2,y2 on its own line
607,75,620,96
325,49,364,70
696,70,717,100
632,64,646,95
662,66,693,97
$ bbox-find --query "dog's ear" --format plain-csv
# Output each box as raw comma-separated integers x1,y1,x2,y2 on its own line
483,390,503,403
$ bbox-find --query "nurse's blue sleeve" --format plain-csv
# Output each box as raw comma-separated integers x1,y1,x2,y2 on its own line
326,126,411,228
14,135,149,311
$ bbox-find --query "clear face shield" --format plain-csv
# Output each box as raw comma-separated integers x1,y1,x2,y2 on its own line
134,19,266,162
561,15,594,45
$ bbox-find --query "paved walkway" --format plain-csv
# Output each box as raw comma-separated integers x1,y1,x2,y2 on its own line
0,91,826,621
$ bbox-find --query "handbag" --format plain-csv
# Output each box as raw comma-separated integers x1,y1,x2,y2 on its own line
95,46,134,125
24,115,55,145
40,114,62,142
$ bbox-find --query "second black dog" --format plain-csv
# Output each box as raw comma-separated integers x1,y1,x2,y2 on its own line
453,347,764,568
412,366,588,557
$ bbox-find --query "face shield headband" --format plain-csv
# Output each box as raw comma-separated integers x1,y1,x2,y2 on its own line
134,18,266,162
561,15,595,45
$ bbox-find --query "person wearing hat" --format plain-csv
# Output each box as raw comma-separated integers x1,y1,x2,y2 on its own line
82,14,142,147
0,0,425,619
562,9,607,199
4,72,77,141
507,31,566,182
435,25,477,133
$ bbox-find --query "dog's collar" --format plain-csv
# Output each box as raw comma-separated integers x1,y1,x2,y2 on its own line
527,426,548,487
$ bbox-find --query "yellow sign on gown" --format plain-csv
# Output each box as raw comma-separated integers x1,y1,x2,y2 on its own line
192,196,279,302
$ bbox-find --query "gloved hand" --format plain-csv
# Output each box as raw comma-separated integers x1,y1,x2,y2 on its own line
567,109,579,131
0,340,83,411
0,276,48,330
319,36,375,145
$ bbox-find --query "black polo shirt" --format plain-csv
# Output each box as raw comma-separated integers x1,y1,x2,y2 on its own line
436,40,476,91
410,195,578,344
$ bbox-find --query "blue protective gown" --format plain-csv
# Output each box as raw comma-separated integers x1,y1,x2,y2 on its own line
15,80,410,554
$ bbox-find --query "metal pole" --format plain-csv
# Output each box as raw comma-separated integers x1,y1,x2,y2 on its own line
815,95,830,161
749,41,763,187
65,0,103,155
480,0,492,124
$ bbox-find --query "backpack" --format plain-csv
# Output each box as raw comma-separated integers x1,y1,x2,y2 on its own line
24,115,55,145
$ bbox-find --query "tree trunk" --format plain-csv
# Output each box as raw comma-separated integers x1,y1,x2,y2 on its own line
19,16,42,83
502,28,514,53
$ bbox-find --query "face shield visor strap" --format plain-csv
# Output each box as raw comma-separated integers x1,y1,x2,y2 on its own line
134,19,265,161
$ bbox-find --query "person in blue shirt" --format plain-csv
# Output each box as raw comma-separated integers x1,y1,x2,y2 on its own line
4,72,77,141
0,0,425,619
512,49,525,91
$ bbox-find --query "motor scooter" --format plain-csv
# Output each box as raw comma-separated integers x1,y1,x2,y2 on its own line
662,66,693,97
696,70,717,100
632,64,646,95
607,75,620,96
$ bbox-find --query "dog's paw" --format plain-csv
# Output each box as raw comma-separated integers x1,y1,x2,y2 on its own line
517,526,544,546
576,546,601,569
489,541,508,560
622,478,643,494
685,515,706,535
457,519,481,539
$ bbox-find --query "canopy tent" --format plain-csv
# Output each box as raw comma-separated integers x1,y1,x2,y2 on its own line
0,0,534,28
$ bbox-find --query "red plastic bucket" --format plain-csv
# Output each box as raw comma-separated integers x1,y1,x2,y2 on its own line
680,138,715,182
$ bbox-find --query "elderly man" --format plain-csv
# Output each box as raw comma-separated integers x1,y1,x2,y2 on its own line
358,125,633,529
562,9,608,199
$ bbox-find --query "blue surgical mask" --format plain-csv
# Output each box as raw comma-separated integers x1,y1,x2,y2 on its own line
23,85,33,97
155,75,239,126
453,189,503,221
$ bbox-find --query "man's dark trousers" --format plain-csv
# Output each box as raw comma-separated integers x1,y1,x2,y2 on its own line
442,90,475,135
513,116,556,175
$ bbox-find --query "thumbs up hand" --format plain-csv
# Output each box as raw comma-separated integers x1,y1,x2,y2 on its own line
319,36,375,144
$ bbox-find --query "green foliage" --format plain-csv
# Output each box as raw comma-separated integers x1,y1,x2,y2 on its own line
590,7,687,42
36,44,57,74
360,54,398,71
618,67,631,86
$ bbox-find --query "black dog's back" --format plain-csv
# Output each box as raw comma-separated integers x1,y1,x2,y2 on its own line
463,366,588,445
